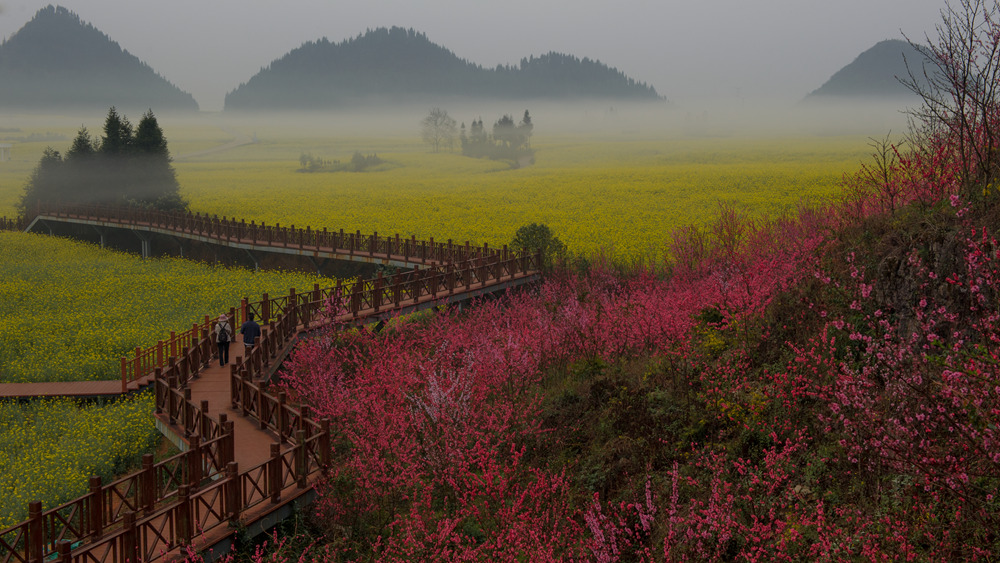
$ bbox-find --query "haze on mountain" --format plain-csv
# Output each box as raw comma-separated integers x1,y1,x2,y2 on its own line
0,5,198,113
805,39,931,100
224,27,662,112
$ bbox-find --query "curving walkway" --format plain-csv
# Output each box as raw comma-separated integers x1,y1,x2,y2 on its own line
0,205,542,563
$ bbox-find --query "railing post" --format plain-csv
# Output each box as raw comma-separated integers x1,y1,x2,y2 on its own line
177,485,192,546
56,540,72,563
230,364,240,410
27,501,42,563
200,400,211,438
183,388,193,438
132,346,141,387
89,476,104,538
227,461,241,520
167,374,177,425
277,391,287,444
262,293,270,324
269,443,282,503
224,419,235,468
258,383,267,430
140,453,155,514
188,435,202,489
240,368,250,418
299,405,312,435
201,328,210,369
122,511,139,563
295,429,307,488
154,368,163,414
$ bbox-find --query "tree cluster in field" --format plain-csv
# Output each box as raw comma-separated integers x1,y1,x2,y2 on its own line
421,108,535,164
19,107,186,214
297,151,384,173
224,27,661,110
461,111,534,162
0,6,198,112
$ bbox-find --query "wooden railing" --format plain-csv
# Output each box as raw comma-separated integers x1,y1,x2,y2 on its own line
29,202,506,265
0,420,234,563
24,203,541,390
0,216,26,232
119,251,541,389
0,204,539,562
0,333,332,563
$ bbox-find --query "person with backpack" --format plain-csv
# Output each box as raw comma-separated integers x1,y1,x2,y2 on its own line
241,312,262,354
215,313,232,366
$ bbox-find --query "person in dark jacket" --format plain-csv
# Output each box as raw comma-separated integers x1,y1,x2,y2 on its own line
215,313,232,366
241,312,262,354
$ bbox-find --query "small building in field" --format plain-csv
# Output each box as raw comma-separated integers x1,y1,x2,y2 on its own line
0,144,11,162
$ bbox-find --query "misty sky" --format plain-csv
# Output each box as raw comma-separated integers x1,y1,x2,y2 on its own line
0,0,946,112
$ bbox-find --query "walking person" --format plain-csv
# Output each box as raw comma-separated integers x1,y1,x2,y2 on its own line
216,313,232,366
241,312,262,354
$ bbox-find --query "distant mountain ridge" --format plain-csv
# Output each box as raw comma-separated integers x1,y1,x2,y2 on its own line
224,27,662,111
0,5,198,112
806,39,929,99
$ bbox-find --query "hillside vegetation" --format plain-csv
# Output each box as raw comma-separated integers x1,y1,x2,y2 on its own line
806,39,928,99
241,4,1000,558
0,6,197,112
224,27,661,111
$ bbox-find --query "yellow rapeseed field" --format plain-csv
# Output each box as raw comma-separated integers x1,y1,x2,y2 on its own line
0,391,158,529
0,116,876,530
0,232,333,383
175,135,871,261
1,117,874,261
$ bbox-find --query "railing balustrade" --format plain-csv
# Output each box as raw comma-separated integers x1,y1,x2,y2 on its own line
27,202,510,266
0,203,540,562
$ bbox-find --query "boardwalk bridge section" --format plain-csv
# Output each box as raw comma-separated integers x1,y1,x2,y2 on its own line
0,205,542,562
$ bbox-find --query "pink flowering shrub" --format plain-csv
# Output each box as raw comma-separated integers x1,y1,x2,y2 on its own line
257,124,1000,561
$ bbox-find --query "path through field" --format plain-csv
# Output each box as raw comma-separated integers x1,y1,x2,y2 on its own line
175,126,256,160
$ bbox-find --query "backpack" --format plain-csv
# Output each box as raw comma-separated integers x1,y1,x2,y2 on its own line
218,322,230,343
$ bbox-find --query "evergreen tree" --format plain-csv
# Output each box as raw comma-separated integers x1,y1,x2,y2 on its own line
18,108,187,215
19,148,65,213
64,126,104,201
100,107,132,157
66,127,97,161
519,110,533,148
129,110,185,211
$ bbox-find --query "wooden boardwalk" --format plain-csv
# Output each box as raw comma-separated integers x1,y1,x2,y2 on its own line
0,205,542,563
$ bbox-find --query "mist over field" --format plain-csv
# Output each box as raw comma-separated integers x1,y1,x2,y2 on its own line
103,97,916,139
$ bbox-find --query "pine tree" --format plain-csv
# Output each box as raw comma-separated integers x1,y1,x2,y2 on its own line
129,110,185,211
18,108,187,215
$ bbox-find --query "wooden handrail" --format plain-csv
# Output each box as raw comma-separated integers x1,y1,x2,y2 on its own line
28,202,506,265
0,203,541,562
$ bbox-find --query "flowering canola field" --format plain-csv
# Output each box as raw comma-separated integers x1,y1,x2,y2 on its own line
0,122,873,532
0,232,332,528
0,126,873,262
175,135,871,261
0,392,158,529
0,232,332,383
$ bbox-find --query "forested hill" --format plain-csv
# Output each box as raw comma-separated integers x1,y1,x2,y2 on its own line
0,6,198,112
805,39,928,99
224,27,661,111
